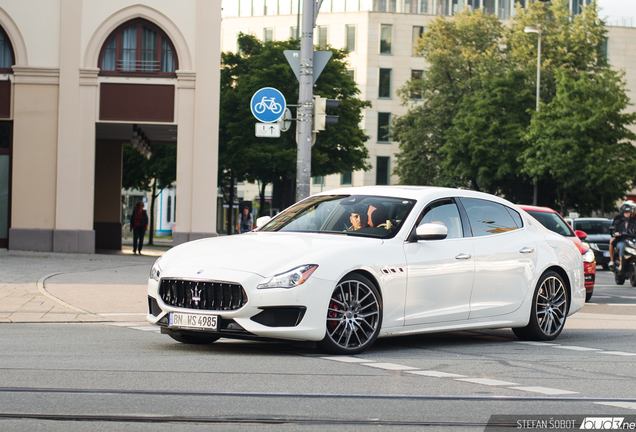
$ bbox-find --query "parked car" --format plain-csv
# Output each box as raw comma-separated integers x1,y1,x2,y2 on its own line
569,218,613,270
147,187,585,354
520,205,595,302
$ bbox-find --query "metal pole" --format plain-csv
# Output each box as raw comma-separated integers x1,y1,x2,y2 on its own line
533,30,541,206
296,0,315,202
296,0,301,39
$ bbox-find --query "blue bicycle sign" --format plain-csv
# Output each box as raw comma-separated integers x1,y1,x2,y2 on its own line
250,87,286,123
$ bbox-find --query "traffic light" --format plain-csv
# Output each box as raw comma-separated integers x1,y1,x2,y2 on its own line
313,96,339,131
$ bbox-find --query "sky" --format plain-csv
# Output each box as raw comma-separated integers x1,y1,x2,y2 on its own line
597,0,636,26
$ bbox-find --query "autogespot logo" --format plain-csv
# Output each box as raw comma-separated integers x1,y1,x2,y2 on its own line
580,418,626,430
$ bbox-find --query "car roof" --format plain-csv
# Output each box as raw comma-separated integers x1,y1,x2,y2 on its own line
313,186,518,206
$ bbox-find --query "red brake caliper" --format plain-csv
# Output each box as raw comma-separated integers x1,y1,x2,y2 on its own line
327,295,339,331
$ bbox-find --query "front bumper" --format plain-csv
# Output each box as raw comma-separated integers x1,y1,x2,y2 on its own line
147,267,332,342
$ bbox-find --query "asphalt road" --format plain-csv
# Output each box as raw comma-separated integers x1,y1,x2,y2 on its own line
1,264,635,431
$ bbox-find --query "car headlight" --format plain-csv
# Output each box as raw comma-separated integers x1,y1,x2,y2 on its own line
587,243,600,251
150,257,163,281
257,264,318,289
583,249,595,263
626,247,636,256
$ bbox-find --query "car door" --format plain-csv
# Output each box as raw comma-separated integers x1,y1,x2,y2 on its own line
458,198,537,319
404,198,475,325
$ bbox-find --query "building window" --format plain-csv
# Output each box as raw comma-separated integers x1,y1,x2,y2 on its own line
263,28,274,42
99,19,178,76
317,26,328,50
341,171,352,185
166,196,172,223
290,26,298,39
345,25,356,52
379,68,392,98
380,24,392,54
346,69,355,81
378,112,391,143
601,37,609,62
374,0,397,12
0,27,14,72
412,26,424,57
411,70,423,99
376,157,390,185
312,176,323,185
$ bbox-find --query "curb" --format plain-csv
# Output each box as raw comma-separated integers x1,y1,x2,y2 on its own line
36,273,103,319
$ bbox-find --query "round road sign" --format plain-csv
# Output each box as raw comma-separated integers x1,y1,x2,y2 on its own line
250,87,286,123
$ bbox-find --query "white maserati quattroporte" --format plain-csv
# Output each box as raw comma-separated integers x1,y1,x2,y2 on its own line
147,186,585,354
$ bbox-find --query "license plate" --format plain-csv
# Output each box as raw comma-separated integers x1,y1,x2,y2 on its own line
169,312,219,331
603,252,610,257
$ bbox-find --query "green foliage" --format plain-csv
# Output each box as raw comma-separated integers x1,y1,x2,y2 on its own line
521,68,636,214
393,0,635,214
219,34,371,202
122,143,177,192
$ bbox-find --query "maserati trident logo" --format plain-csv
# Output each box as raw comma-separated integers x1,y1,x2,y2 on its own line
191,285,202,306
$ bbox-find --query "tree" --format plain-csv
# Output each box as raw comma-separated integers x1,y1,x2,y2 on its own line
520,68,636,215
220,34,370,221
122,143,177,245
393,9,504,187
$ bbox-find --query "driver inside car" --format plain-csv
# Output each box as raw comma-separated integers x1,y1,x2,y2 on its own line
349,205,369,231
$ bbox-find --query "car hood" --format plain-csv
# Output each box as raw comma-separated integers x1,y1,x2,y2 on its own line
160,232,383,278
584,234,611,243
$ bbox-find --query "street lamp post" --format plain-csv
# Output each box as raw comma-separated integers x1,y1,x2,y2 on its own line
525,26,541,205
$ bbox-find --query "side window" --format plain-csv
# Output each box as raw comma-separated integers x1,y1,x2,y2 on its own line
417,199,463,239
460,198,520,237
506,206,523,228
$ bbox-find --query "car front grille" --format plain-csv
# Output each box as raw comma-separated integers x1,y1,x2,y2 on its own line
597,243,609,251
159,279,248,311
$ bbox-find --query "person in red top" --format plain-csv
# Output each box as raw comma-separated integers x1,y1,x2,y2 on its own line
130,201,149,254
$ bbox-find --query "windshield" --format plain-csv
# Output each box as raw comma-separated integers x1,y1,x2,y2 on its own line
572,219,612,235
526,210,575,237
259,195,417,239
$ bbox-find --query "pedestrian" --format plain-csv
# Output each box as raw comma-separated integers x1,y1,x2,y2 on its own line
237,207,253,233
130,201,149,254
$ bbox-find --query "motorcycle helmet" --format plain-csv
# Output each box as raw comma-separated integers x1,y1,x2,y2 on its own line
620,203,633,215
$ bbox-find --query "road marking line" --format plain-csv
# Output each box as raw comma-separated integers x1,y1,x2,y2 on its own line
597,351,636,356
362,363,418,371
129,326,159,332
511,386,578,395
553,346,601,351
98,313,147,316
596,402,636,410
406,371,466,378
456,378,518,386
321,356,371,363
608,303,636,305
516,342,559,346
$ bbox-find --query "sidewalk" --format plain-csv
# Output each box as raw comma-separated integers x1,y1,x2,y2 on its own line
0,248,161,324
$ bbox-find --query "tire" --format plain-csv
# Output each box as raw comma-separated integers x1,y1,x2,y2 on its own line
317,273,382,355
513,271,568,341
168,331,220,345
615,273,626,285
585,288,593,302
630,271,636,288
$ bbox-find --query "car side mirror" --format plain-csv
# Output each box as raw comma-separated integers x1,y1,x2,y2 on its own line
575,230,587,241
254,216,271,230
414,223,448,241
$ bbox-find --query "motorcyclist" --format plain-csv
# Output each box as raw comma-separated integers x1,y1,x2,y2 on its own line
609,202,636,271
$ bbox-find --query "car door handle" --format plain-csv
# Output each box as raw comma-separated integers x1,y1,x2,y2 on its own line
519,247,535,254
455,253,471,260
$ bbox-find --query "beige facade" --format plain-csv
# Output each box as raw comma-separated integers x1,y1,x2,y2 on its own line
0,0,223,253
221,2,636,206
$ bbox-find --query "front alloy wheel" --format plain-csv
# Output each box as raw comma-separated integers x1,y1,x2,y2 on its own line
318,273,382,355
513,271,568,341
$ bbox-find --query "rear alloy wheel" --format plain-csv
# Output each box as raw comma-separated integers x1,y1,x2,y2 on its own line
318,273,382,355
168,331,220,345
513,271,568,341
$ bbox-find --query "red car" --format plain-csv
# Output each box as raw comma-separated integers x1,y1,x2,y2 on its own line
519,205,595,302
